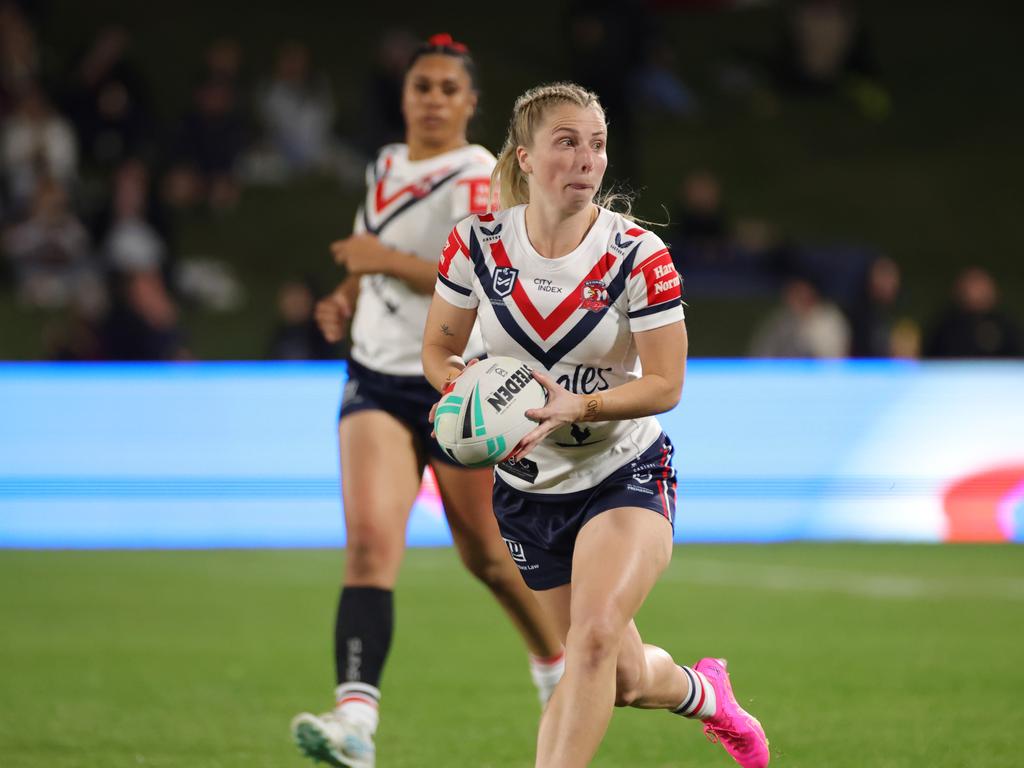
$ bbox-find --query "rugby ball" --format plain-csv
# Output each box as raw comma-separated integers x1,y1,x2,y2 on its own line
434,356,547,467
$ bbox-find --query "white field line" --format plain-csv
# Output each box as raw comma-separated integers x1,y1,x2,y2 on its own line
663,558,1024,601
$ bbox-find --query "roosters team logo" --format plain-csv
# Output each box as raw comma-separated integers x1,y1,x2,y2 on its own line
580,280,610,312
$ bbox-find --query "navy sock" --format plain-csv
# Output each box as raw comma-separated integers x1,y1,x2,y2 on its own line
334,586,393,688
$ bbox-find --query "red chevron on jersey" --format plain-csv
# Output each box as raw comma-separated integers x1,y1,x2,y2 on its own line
626,226,647,237
373,156,455,213
489,239,617,340
634,250,680,305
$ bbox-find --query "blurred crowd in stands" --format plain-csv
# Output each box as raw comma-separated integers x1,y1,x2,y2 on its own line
667,169,1022,359
1,0,1020,361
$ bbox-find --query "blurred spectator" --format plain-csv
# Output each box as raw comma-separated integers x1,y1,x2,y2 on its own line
43,309,104,360
267,278,337,360
204,37,245,89
359,28,417,154
99,269,189,360
750,276,851,358
62,25,154,171
164,75,247,211
778,0,871,93
668,171,793,297
924,268,1022,358
775,0,889,119
632,39,697,118
2,177,101,310
672,170,729,267
848,255,920,358
256,41,336,175
0,0,38,119
1,82,78,214
97,159,168,273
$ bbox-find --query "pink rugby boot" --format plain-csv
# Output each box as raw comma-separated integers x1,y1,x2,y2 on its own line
694,657,770,768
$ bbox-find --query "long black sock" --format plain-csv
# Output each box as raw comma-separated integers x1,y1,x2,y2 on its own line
334,586,393,688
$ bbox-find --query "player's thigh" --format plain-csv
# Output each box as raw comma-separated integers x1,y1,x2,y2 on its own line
338,410,424,549
569,507,673,639
429,460,506,557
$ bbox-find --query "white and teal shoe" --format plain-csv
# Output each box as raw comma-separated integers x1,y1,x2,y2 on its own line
290,711,375,768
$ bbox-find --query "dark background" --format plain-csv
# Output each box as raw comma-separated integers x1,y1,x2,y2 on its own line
2,0,1022,359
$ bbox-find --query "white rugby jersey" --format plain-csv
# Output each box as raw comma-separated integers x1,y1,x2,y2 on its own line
350,143,494,375
434,204,685,494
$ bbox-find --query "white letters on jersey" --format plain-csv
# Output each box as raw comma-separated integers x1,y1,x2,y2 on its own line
435,205,685,493
350,143,494,376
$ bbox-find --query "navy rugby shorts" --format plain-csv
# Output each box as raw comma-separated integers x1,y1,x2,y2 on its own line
492,432,677,590
339,358,459,466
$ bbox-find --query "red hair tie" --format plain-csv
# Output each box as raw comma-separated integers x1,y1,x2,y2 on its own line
427,32,468,54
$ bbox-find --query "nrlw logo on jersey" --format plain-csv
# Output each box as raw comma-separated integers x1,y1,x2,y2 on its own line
493,266,519,298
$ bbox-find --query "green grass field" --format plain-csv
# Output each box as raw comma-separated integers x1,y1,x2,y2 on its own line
1,544,1022,767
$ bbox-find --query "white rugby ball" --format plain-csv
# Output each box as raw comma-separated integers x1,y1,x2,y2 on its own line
434,356,547,467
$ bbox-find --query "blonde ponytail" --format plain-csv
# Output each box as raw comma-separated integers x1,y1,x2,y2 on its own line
490,82,634,217
491,139,530,209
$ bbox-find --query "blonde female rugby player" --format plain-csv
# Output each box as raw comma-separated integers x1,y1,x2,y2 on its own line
423,82,770,768
290,35,563,768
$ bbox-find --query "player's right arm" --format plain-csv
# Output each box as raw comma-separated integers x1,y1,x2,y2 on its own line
422,222,480,392
422,296,476,393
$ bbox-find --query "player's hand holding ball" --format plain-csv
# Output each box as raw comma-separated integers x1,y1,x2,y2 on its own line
432,356,549,467
509,371,590,462
427,356,478,431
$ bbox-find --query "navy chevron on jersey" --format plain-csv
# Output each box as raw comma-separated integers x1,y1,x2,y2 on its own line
350,143,494,375
435,205,685,493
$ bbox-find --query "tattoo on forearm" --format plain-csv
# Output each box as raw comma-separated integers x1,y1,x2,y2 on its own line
440,323,455,337
582,394,603,421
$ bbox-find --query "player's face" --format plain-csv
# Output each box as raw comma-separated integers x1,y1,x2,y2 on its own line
521,103,607,215
402,54,476,149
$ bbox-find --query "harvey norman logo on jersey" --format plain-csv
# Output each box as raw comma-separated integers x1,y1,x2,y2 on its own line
639,253,682,304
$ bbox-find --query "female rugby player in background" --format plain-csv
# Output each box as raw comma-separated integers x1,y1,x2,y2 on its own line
423,83,770,768
290,35,564,768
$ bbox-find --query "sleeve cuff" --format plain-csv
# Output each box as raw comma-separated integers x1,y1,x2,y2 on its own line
436,274,479,309
628,300,685,332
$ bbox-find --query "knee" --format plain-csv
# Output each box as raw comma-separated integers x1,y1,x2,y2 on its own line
345,521,400,580
567,617,623,673
460,549,516,592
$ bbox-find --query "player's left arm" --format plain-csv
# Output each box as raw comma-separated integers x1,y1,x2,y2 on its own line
511,322,687,460
587,319,688,418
